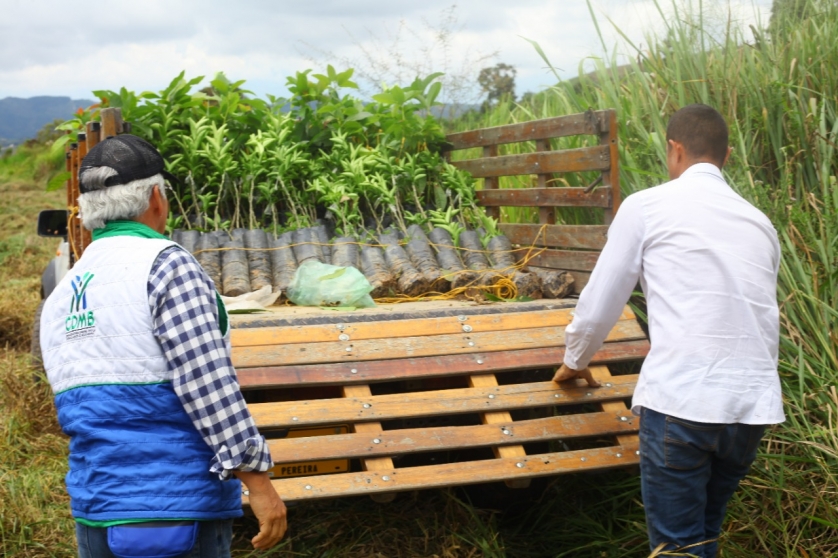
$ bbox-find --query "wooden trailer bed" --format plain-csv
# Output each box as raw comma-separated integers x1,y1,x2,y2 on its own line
232,298,646,502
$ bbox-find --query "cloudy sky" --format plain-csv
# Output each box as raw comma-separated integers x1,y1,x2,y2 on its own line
1,0,771,103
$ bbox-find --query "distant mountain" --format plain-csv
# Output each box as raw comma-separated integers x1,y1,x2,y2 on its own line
0,96,95,146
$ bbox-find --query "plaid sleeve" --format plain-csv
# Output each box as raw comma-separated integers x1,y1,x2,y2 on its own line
148,246,272,479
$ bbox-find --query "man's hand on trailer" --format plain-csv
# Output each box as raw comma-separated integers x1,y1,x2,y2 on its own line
552,364,601,388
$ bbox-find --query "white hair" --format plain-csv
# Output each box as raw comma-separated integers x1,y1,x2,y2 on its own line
78,167,166,230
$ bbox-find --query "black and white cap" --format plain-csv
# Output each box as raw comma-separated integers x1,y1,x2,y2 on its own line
79,134,175,193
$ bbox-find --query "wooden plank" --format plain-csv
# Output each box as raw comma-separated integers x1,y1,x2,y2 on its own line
230,298,576,330
477,187,612,208
248,375,639,428
500,223,608,250
451,146,610,179
237,339,650,389
343,385,396,503
591,365,638,449
470,373,530,488
233,307,584,348
266,411,639,463
253,443,639,502
232,317,645,368
445,111,609,150
516,250,600,272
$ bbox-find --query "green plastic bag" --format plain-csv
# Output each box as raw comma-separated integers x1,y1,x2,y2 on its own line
286,260,376,308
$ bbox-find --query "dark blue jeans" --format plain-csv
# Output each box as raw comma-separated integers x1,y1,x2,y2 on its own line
639,407,765,558
76,519,233,558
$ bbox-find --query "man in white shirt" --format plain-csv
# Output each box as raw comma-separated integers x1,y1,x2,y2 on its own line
554,104,784,557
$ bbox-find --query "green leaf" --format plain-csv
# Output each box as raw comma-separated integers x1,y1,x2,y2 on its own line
372,92,395,105
519,36,563,82
346,111,373,122
227,308,268,314
46,171,71,192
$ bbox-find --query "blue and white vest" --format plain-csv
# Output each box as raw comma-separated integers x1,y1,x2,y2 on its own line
40,236,242,524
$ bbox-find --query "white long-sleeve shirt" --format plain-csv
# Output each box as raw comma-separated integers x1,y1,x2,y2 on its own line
563,163,784,425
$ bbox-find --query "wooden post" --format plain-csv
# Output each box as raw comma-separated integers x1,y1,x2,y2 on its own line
535,139,556,225
100,107,124,138
68,142,82,261
76,133,92,252
64,138,75,266
482,145,500,221
601,110,620,224
86,120,101,149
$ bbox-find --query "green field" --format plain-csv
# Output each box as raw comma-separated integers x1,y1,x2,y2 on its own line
2,1,837,556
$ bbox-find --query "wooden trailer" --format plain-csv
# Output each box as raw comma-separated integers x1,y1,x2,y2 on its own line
230,109,646,503
55,107,647,503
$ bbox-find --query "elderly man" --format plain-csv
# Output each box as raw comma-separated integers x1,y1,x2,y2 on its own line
554,105,783,557
40,134,286,558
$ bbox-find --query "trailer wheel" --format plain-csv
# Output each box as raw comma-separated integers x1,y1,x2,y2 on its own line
30,300,45,377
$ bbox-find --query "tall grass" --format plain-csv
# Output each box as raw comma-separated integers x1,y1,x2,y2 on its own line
451,0,838,554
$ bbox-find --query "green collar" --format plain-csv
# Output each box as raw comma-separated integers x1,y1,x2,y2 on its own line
92,220,168,241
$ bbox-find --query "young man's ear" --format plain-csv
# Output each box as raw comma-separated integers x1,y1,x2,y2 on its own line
722,146,733,169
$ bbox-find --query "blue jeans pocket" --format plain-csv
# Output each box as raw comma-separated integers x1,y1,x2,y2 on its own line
738,424,766,467
107,521,199,558
664,416,723,470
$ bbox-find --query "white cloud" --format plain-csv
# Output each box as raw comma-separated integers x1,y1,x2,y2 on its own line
0,0,773,101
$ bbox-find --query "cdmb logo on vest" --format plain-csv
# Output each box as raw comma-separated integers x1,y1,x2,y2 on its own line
66,272,96,340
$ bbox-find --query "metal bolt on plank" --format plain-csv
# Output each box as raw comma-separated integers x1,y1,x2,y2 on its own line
373,438,381,444
350,368,358,374
462,325,473,333
339,333,350,341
